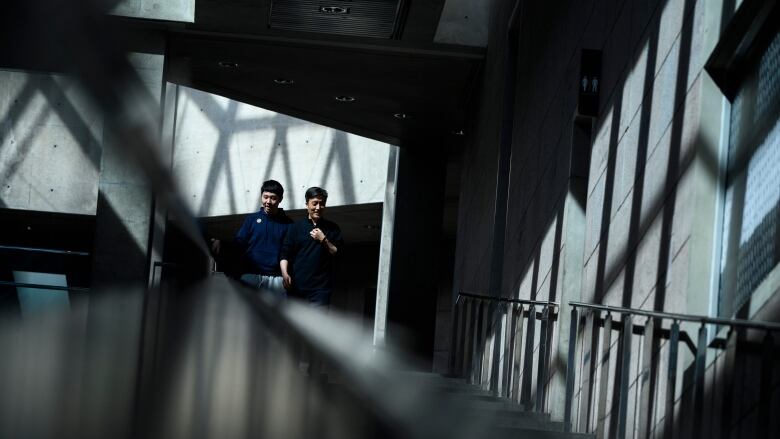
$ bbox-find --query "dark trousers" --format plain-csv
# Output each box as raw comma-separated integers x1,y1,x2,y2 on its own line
293,288,331,307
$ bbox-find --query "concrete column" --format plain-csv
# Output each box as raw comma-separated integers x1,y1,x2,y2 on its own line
147,80,179,287
373,146,399,347
548,117,591,420
90,53,165,288
384,146,447,368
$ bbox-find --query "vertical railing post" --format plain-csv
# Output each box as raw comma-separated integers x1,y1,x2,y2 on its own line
535,305,550,411
478,300,491,388
596,313,613,438
578,310,597,431
502,303,516,397
690,323,707,436
521,305,537,407
469,299,482,384
718,327,737,438
663,321,679,439
616,314,633,439
758,331,774,436
564,306,579,432
511,305,525,401
462,298,474,378
490,302,506,395
450,298,464,376
638,316,655,439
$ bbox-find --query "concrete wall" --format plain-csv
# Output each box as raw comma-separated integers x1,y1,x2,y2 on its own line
172,86,391,217
434,0,493,47
0,70,102,214
110,0,195,23
1,65,390,290
453,0,779,437
0,53,164,219
450,0,512,296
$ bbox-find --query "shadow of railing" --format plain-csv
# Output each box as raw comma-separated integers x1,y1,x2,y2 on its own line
563,301,780,438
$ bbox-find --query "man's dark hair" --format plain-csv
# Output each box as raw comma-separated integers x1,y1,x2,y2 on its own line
261,180,284,198
305,186,328,202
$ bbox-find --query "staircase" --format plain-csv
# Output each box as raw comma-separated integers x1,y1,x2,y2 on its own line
399,372,594,439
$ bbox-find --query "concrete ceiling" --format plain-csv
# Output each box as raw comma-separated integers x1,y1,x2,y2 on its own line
164,0,486,147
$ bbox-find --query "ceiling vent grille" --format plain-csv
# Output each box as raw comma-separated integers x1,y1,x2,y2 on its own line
269,0,403,39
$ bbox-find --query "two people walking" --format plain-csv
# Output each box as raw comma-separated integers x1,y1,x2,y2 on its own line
214,180,342,306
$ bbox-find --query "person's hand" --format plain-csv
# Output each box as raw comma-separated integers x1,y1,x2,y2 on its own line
210,238,221,255
282,272,293,290
310,228,326,243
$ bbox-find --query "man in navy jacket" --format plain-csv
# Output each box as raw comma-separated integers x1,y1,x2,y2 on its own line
280,187,343,306
233,180,293,299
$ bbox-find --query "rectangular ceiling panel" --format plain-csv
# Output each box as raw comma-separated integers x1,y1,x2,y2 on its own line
269,0,403,38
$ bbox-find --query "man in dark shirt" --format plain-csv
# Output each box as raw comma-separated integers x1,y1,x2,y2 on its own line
280,186,343,306
230,180,293,299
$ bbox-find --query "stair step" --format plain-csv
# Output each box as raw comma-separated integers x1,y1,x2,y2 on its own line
447,392,517,403
467,406,550,420
454,399,532,412
468,413,558,431
391,371,594,437
487,426,595,439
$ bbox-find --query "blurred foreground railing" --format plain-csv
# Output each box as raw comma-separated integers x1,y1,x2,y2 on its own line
563,301,780,439
449,291,559,411
1,276,514,439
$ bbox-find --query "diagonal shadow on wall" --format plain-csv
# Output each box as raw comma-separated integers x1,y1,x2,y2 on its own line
319,130,356,205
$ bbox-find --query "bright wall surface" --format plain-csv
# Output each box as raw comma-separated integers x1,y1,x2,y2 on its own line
0,70,103,214
452,0,778,437
110,0,194,23
172,86,392,217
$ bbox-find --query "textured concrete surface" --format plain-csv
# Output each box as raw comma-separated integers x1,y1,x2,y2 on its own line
449,0,773,435
0,71,102,214
91,53,164,287
434,0,493,47
172,86,391,217
110,0,194,23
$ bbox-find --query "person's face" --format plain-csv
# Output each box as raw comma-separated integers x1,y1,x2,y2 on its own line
306,196,326,222
261,191,281,215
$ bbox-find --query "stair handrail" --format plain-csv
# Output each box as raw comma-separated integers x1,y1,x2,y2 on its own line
569,300,780,332
563,300,780,438
457,291,559,308
450,291,559,413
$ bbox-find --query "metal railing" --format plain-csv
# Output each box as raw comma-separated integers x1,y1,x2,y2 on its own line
0,244,90,256
563,301,780,439
450,291,559,411
0,281,90,293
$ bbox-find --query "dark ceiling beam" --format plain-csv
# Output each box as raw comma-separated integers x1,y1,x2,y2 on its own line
164,28,483,147
169,28,485,59
193,0,449,45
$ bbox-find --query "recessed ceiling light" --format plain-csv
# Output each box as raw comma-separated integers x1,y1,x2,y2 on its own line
218,61,239,68
274,78,295,85
335,96,356,102
394,113,411,120
320,6,350,14
451,129,466,136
